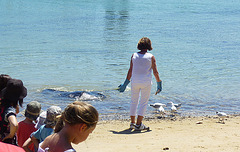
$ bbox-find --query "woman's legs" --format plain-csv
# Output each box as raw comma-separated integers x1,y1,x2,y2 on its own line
137,83,152,116
136,115,143,125
130,83,140,119
136,83,151,125
130,116,135,124
130,82,151,125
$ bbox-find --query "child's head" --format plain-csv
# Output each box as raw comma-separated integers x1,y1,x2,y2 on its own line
35,111,47,129
137,37,153,51
0,79,27,108
25,101,41,121
44,106,62,127
55,101,98,143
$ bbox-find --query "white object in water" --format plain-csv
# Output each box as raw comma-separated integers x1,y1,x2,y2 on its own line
77,92,98,101
216,111,228,123
170,104,177,113
168,102,178,113
149,103,166,109
158,105,165,115
169,102,182,109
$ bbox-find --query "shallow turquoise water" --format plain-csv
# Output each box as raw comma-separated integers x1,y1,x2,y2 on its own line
1,0,240,119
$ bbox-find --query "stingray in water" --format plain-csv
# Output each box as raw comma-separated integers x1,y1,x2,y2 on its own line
41,89,106,101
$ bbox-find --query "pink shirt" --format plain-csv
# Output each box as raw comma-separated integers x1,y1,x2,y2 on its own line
0,142,25,152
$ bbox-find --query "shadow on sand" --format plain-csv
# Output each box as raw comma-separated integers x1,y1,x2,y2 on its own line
109,128,152,134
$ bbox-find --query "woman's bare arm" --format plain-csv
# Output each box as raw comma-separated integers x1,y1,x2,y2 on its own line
152,56,161,82
126,55,133,81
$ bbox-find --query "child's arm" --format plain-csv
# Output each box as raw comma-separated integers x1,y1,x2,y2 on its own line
2,115,18,141
22,138,33,152
31,135,40,150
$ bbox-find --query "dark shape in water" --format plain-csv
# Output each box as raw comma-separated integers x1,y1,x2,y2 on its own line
42,89,106,101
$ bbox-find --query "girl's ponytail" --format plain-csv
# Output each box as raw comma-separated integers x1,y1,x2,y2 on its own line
55,115,64,133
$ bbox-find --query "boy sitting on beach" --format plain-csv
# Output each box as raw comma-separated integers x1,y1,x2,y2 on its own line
17,101,41,151
23,106,61,152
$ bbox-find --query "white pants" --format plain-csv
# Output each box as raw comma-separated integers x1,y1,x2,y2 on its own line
130,82,152,116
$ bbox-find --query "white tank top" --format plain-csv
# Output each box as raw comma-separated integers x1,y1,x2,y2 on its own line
131,52,153,83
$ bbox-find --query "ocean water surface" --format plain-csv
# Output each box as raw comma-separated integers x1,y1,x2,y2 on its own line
1,0,240,120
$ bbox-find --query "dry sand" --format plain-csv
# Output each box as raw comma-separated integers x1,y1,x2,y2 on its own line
74,115,240,152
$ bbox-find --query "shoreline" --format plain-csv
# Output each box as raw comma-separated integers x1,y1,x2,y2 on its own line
97,110,240,121
74,114,240,152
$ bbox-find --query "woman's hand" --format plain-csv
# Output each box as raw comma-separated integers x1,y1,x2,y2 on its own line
155,81,162,95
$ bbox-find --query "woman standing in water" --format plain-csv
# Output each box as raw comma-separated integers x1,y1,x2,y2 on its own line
118,37,162,130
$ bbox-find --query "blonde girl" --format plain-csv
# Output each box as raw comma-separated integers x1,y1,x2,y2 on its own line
38,101,98,152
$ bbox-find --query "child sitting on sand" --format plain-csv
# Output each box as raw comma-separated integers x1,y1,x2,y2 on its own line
17,101,41,151
23,105,61,152
38,101,98,152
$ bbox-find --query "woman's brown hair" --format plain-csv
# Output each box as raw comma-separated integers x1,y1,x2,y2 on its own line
137,37,153,51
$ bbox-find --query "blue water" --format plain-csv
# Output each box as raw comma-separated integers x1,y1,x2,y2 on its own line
1,0,240,120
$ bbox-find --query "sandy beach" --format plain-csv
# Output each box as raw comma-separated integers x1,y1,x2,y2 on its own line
74,115,240,152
